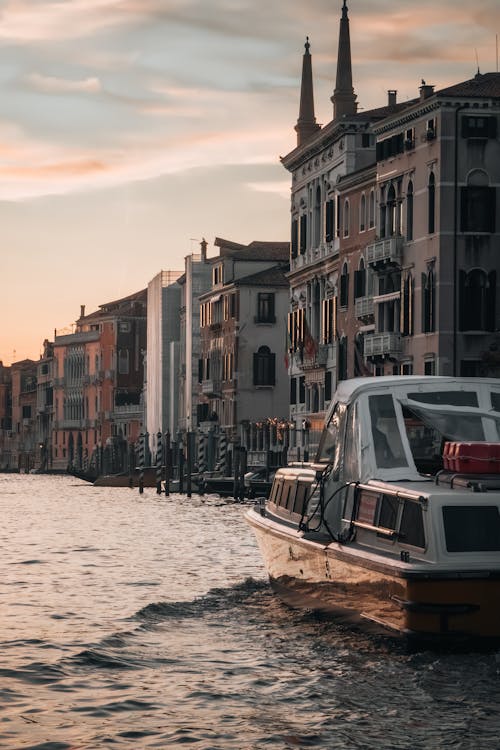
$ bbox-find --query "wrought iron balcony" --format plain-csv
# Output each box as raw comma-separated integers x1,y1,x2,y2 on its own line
201,379,221,396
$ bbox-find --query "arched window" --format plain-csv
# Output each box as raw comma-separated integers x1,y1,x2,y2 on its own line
459,269,496,331
314,185,321,246
354,258,366,299
379,186,386,238
406,181,414,241
360,193,366,232
422,267,436,333
387,184,397,236
343,199,350,237
401,273,413,336
253,346,276,386
428,172,435,234
461,169,496,233
369,189,375,229
340,262,349,307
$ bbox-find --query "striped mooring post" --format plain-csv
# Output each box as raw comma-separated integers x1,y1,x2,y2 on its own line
138,432,145,494
216,428,227,475
198,431,208,474
156,430,163,494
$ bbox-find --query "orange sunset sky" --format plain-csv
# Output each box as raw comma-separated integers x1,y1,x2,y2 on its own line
1,0,499,364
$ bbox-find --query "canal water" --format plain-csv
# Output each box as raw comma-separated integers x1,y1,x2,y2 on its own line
2,475,500,749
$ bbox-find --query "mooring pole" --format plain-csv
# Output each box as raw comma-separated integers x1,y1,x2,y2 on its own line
165,430,170,497
156,430,163,494
186,431,193,498
138,432,145,495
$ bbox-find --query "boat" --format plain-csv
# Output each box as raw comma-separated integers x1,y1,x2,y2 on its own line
245,376,500,644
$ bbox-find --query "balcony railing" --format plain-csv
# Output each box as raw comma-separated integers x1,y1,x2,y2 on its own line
201,379,221,396
355,296,375,320
366,237,403,267
296,344,329,370
364,332,402,359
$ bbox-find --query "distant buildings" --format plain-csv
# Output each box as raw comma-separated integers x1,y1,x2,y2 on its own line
1,0,499,474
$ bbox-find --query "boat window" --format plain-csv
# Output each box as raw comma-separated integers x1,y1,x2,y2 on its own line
368,395,408,469
443,506,500,552
280,481,291,509
271,479,283,506
491,393,500,412
402,406,445,475
400,501,425,548
407,391,478,407
293,482,310,515
343,402,360,481
378,494,399,530
403,404,485,443
317,403,346,476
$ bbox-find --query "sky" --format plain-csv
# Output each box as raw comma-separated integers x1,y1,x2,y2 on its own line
1,0,499,364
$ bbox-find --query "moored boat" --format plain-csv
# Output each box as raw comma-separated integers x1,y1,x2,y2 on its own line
246,376,500,643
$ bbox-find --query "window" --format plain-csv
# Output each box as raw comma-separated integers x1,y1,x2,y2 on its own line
401,273,413,336
213,264,224,286
288,308,305,351
325,371,332,402
314,185,321,246
426,118,437,140
22,405,32,419
290,377,297,405
359,194,366,232
406,181,413,241
459,269,496,331
387,184,397,236
422,267,436,333
354,259,366,300
368,190,375,229
321,297,337,344
299,214,307,254
369,394,408,469
400,501,425,547
424,359,435,376
340,263,349,308
253,346,275,386
118,349,129,375
404,128,415,150
461,172,496,233
325,199,335,242
291,218,298,258
428,172,435,234
119,321,131,333
443,506,500,552
343,199,350,237
256,293,275,323
299,376,305,404
461,116,497,140
338,336,348,381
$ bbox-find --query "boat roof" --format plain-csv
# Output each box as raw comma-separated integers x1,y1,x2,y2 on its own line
333,376,500,405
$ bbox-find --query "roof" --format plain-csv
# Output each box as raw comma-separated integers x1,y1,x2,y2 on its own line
437,72,500,99
233,266,289,288
333,375,500,406
214,237,289,261
79,288,147,322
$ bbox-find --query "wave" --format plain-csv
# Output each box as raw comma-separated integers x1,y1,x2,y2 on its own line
133,577,269,624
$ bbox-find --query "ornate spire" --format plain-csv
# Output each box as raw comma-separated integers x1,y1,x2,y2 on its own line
295,37,321,147
331,0,357,119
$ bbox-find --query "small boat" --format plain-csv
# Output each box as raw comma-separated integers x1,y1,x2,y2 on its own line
245,376,500,644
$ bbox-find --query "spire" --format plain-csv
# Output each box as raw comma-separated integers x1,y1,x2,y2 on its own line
331,0,357,119
295,37,321,147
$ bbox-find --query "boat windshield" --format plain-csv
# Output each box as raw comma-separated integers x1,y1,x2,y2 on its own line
399,392,500,475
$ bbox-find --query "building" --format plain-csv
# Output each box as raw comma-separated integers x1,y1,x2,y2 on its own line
36,339,55,470
146,271,182,453
198,237,289,441
52,290,147,473
0,362,13,469
283,0,500,455
10,359,38,471
177,240,212,433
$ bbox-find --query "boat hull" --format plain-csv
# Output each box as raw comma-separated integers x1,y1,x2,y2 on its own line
246,507,500,642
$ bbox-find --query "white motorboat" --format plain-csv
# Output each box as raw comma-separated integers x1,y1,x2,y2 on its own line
246,376,500,643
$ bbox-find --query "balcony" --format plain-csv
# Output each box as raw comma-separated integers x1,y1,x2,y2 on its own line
201,379,221,397
355,296,375,321
297,344,329,371
114,404,142,416
366,237,403,268
364,332,402,360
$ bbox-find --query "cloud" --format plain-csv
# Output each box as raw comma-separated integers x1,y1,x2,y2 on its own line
25,73,102,94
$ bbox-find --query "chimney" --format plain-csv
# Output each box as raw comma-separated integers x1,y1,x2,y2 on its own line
419,81,435,101
80,304,85,319
388,90,397,107
200,237,207,262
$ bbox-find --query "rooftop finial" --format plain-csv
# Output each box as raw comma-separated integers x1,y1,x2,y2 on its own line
305,36,310,53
